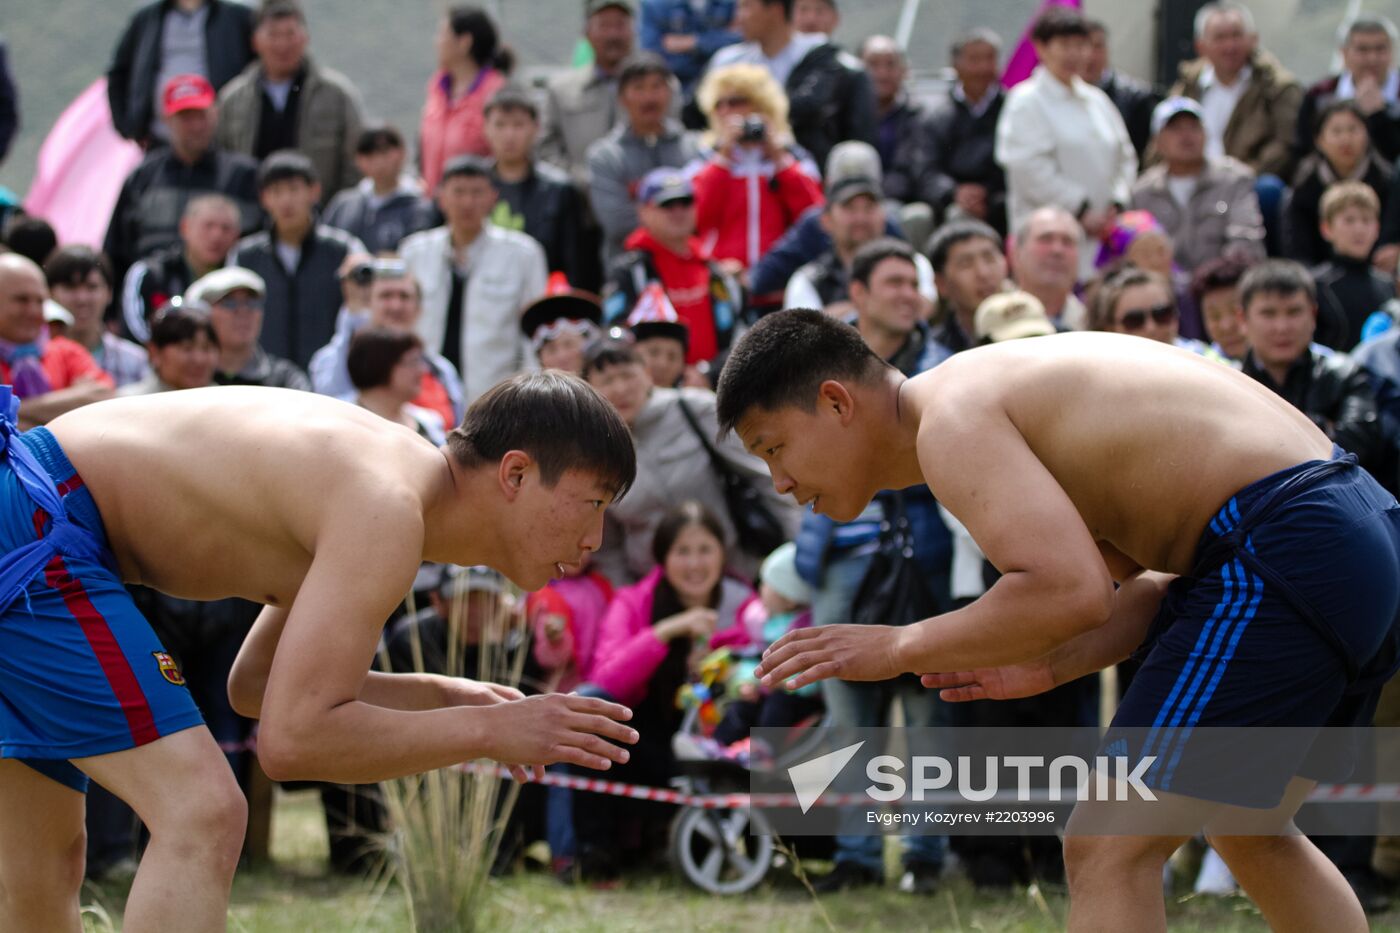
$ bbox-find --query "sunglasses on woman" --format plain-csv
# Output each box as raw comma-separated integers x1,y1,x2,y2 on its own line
1117,303,1176,331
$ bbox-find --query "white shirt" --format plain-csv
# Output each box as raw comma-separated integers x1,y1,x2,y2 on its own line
1167,175,1197,208
261,78,294,113
275,242,301,273
995,66,1138,279
1198,64,1251,161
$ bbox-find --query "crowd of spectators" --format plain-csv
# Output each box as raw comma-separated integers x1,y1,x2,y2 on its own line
8,0,1400,911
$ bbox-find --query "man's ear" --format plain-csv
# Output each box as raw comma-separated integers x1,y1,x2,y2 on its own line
497,450,532,501
817,378,856,424
1320,219,1335,244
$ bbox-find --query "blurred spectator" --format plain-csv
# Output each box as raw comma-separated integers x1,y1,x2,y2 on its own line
588,53,700,263
539,0,641,187
927,220,1010,352
1169,2,1300,180
1238,258,1383,472
582,338,797,582
784,157,934,316
1312,181,1394,351
602,167,740,374
1081,18,1161,160
400,155,547,403
0,255,113,425
0,35,16,164
529,558,614,694
1,216,56,268
122,194,240,342
859,36,931,211
521,286,603,375
1012,206,1089,330
106,0,254,145
485,88,591,291
630,305,691,387
791,0,836,35
215,0,365,199
707,0,874,169
119,302,220,394
573,501,752,878
923,27,1009,231
996,7,1136,280
642,0,738,94
309,261,463,427
321,126,436,255
1297,15,1400,166
1285,100,1392,267
1190,255,1255,360
420,5,509,192
185,266,310,388
972,290,1056,345
347,327,446,444
104,74,260,284
1131,97,1266,274
44,247,148,388
1090,265,1209,354
228,150,366,368
846,238,947,373
691,63,823,270
1093,210,1205,339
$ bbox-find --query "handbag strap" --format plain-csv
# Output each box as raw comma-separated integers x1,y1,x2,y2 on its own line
675,395,736,481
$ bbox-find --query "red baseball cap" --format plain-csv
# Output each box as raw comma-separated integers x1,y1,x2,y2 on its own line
162,74,216,116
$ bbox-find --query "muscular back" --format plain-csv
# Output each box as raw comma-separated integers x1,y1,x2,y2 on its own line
46,387,447,603
909,333,1333,575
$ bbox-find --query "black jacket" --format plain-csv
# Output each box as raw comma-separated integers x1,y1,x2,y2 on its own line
227,224,364,369
0,37,16,164
1242,346,1384,471
1096,70,1161,160
921,89,1008,234
321,184,436,256
876,95,928,205
490,161,590,290
120,244,202,342
786,42,876,171
1312,255,1396,352
103,146,260,283
1282,151,1393,266
106,0,254,143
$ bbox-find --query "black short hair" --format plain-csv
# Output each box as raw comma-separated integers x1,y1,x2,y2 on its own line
44,245,114,290
347,327,421,391
715,308,887,435
355,125,405,155
1189,255,1257,305
446,371,636,500
440,154,494,186
1239,259,1316,312
484,85,539,121
1031,6,1090,44
926,219,1004,275
150,303,219,349
850,237,917,288
447,5,501,68
2,215,57,267
256,0,305,28
581,336,642,380
761,0,795,18
1314,98,1368,140
617,52,673,92
256,150,318,191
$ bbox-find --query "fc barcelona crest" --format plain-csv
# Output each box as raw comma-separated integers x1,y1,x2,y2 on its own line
153,652,186,686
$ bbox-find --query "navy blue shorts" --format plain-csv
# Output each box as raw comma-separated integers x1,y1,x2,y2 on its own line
0,428,204,792
1109,447,1400,807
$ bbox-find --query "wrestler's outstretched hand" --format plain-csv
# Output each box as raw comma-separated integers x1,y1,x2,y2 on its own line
476,693,637,777
919,659,1055,702
755,624,904,691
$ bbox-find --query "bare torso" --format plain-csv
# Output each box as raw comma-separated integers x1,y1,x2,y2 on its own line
46,387,449,603
907,333,1333,576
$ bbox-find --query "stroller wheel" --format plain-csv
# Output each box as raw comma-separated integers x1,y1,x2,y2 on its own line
669,805,774,895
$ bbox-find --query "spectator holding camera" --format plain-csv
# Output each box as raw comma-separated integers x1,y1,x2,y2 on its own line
691,63,822,271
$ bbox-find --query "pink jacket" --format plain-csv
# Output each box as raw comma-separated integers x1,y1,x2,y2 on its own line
418,67,506,191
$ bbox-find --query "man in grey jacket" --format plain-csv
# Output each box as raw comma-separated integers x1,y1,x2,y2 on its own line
586,53,700,264
1131,96,1266,273
214,0,364,199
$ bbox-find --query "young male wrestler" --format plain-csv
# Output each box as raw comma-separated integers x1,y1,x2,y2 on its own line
714,308,1400,932
0,370,638,931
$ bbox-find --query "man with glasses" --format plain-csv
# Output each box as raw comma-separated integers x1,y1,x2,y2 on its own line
185,267,309,389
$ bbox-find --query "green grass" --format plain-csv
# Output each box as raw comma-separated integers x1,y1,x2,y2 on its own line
80,789,1400,932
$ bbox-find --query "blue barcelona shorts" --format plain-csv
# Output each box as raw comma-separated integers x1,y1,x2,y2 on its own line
1108,446,1400,808
0,427,204,792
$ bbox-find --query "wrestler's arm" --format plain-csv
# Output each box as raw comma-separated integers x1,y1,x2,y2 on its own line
758,408,1116,689
253,510,635,784
17,381,113,428
229,606,519,718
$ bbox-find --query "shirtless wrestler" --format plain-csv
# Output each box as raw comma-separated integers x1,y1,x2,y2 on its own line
0,371,638,932
713,308,1400,932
